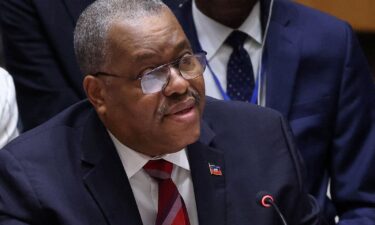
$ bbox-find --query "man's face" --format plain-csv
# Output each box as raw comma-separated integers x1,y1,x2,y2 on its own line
91,8,205,156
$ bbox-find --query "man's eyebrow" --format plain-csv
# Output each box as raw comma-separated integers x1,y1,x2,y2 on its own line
133,40,192,62
174,40,192,54
134,52,157,62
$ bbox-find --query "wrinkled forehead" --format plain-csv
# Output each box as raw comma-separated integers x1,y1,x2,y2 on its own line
106,8,191,64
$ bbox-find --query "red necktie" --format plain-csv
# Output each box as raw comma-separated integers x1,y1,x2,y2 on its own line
143,159,191,225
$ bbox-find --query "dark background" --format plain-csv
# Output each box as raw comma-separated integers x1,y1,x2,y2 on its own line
358,33,375,77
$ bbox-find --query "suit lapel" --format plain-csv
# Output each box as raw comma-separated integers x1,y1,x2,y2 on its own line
79,111,227,225
169,0,203,53
81,111,142,225
264,1,301,118
187,121,226,225
62,0,95,23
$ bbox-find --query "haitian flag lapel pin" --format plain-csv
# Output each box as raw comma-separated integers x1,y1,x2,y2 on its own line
208,163,222,176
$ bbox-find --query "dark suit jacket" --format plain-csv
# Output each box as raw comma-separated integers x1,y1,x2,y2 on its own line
0,0,92,130
0,98,323,225
164,0,375,224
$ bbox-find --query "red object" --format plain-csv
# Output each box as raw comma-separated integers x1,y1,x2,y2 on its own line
208,163,223,176
144,159,191,225
261,195,274,208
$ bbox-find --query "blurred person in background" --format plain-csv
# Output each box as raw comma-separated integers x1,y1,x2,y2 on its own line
163,0,375,224
0,67,18,148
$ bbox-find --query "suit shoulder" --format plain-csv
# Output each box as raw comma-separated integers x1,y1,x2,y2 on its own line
2,100,92,156
280,0,350,32
277,0,355,63
204,97,284,124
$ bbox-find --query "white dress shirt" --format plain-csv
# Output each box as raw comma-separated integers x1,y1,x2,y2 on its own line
192,0,266,105
109,132,199,225
0,67,19,148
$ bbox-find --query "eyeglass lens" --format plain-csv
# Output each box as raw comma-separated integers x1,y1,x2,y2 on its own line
141,53,206,94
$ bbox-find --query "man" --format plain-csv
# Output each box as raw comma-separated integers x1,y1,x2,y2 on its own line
163,0,375,224
0,67,18,148
0,0,323,224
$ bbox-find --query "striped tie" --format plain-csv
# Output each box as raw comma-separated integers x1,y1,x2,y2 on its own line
144,159,191,225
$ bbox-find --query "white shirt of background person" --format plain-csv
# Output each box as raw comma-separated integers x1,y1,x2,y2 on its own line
192,1,265,104
0,67,19,148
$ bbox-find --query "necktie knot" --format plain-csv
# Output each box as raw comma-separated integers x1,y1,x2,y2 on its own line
225,30,248,49
144,159,173,181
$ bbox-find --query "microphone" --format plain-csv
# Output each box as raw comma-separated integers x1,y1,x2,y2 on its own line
256,191,288,225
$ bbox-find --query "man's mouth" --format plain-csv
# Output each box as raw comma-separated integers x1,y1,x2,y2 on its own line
165,98,196,116
157,87,201,122
174,106,194,115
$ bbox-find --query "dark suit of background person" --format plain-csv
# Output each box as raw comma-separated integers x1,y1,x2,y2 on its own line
162,0,375,224
0,0,90,130
0,0,179,131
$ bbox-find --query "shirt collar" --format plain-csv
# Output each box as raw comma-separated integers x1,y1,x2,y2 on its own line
108,132,190,179
192,0,262,60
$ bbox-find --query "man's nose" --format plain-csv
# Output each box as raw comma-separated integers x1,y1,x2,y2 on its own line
162,67,189,96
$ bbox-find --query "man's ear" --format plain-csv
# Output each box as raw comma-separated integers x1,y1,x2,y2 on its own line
83,75,106,114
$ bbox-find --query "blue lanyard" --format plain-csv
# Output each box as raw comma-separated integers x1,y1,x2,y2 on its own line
206,59,265,105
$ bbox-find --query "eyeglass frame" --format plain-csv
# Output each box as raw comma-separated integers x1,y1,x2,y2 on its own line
92,51,207,94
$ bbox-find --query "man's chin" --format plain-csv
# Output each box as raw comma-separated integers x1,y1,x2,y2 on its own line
159,126,201,155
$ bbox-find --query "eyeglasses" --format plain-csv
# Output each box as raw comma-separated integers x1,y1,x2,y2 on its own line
93,52,207,94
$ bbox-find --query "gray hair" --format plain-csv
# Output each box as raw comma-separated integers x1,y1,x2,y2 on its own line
74,0,166,75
